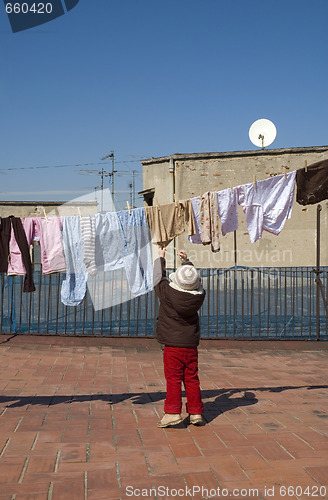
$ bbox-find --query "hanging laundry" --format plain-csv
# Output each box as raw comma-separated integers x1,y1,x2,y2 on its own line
217,187,239,236
94,211,125,272
145,200,196,247
237,171,296,243
34,217,66,274
8,217,66,276
116,207,153,296
76,211,126,311
61,216,87,306
7,218,35,276
296,159,328,205
199,192,220,252
188,196,202,244
190,188,239,245
0,216,35,292
87,207,153,310
80,215,97,276
83,207,153,304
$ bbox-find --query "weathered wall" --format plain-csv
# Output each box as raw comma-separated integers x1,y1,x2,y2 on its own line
0,201,98,218
142,147,328,268
142,162,174,205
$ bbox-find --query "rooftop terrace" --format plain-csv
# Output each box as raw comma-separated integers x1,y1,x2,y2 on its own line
0,335,327,499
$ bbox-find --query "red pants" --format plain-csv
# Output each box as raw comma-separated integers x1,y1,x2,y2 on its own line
163,346,203,415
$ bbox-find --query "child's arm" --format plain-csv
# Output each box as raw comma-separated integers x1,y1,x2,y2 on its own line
153,247,167,287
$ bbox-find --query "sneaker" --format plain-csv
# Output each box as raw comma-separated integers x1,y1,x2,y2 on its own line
157,413,183,428
189,414,203,425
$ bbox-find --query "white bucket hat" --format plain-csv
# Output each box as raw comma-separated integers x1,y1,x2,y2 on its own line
169,265,202,293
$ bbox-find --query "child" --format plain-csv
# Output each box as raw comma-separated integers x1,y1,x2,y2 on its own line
154,247,206,427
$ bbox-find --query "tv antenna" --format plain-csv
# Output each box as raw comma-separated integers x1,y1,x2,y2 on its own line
249,119,277,149
79,167,113,212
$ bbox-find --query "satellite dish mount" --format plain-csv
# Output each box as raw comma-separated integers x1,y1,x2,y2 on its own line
249,119,277,149
258,134,265,149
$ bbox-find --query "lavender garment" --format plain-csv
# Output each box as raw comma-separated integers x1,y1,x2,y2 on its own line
237,171,296,243
188,197,202,244
217,187,239,236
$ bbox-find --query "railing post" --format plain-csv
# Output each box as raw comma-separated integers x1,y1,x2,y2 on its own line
315,204,322,341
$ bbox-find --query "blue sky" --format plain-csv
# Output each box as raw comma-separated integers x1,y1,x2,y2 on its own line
0,0,327,209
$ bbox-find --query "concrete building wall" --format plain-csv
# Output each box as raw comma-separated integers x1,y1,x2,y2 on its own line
142,161,173,205
142,146,328,268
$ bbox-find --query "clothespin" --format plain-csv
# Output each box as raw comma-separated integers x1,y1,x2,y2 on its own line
305,160,308,173
230,186,233,193
254,176,257,188
281,165,287,179
77,207,82,221
42,207,48,222
126,201,131,215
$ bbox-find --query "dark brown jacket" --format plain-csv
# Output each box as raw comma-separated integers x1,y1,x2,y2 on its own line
296,159,328,205
0,216,35,292
154,257,205,347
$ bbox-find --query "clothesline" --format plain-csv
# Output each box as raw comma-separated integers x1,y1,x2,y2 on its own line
12,157,328,235
0,158,327,306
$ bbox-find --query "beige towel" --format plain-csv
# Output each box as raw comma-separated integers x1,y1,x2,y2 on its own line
145,200,196,247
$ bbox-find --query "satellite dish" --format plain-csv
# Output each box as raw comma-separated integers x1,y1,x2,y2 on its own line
249,119,277,149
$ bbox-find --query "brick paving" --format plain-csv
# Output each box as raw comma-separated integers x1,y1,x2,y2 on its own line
0,334,327,500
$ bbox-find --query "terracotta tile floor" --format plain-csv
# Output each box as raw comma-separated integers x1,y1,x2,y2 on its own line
0,335,327,499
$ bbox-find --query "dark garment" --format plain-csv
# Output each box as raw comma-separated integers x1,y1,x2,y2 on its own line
163,346,203,414
296,159,328,205
0,216,35,292
154,257,205,347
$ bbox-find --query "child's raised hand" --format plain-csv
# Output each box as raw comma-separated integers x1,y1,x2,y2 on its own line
178,249,187,261
158,246,166,258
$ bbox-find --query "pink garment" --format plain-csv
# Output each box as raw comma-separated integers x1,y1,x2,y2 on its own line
7,218,35,275
8,217,66,275
34,217,66,273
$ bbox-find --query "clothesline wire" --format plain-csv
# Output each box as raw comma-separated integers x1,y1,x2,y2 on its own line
14,169,296,220
0,159,144,172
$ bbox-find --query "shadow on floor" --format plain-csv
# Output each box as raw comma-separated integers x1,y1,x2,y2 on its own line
0,334,18,345
1,385,327,426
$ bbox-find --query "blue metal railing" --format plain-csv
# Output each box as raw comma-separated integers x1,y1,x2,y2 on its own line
1,266,328,339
